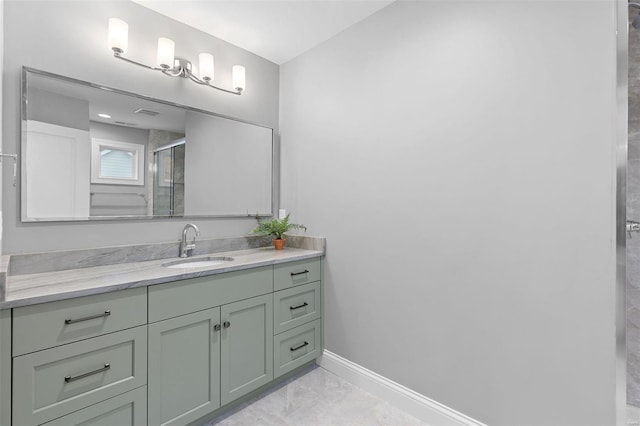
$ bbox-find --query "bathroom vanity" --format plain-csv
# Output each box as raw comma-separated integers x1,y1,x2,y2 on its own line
0,245,323,426
0,64,316,425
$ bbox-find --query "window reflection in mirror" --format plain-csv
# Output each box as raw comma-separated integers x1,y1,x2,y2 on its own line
91,138,144,185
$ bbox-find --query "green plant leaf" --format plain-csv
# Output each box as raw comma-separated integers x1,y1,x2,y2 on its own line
250,213,307,240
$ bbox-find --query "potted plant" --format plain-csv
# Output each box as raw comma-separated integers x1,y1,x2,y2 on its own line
251,213,306,250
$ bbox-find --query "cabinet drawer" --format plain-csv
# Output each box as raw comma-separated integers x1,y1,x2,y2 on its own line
274,258,321,291
274,282,321,334
41,386,147,426
13,326,147,426
149,266,272,322
13,287,147,356
274,319,321,378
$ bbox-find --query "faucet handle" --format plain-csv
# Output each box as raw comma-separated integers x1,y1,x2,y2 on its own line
180,223,200,257
181,243,195,258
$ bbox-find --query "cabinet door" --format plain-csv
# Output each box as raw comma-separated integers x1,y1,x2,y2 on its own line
220,294,273,405
148,308,221,426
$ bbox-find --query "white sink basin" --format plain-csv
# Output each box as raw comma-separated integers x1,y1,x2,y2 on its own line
162,256,235,269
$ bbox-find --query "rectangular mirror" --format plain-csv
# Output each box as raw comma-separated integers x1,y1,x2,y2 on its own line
20,67,273,222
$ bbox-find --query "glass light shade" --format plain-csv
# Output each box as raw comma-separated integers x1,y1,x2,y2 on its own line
199,53,214,81
232,65,246,92
108,18,128,54
157,37,175,69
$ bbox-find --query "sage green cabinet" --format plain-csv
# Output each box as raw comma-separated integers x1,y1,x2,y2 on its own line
41,387,147,426
13,325,147,426
274,281,321,334
221,294,273,405
148,308,221,426
147,293,274,425
13,287,147,356
274,258,321,291
148,267,272,323
274,319,321,378
0,309,11,426
4,255,322,426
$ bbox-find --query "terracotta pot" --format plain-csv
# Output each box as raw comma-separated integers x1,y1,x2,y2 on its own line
273,238,285,250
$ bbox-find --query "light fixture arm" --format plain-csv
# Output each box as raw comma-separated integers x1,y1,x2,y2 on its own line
184,71,244,95
113,49,164,72
111,48,243,96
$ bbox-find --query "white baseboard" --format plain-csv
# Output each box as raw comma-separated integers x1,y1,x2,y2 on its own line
316,350,487,426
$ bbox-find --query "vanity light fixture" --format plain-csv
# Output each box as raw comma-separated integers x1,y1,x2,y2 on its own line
107,18,246,95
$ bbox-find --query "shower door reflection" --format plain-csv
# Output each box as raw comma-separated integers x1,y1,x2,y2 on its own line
153,140,185,216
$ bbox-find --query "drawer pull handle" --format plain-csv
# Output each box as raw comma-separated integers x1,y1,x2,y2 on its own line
64,363,111,383
290,302,309,311
290,341,309,352
65,310,111,325
290,270,309,277
213,324,221,332
223,321,231,329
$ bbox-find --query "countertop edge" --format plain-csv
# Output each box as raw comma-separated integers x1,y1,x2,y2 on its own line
1,250,323,309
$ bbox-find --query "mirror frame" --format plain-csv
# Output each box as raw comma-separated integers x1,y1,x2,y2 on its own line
20,66,276,222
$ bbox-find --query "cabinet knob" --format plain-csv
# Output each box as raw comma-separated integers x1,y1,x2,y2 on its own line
213,324,221,332
223,321,231,328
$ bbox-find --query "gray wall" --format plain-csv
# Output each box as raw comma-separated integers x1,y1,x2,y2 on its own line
0,0,4,256
3,0,279,254
27,88,89,131
280,2,617,425
184,111,272,216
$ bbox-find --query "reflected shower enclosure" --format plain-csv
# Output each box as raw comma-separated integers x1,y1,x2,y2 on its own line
153,140,185,217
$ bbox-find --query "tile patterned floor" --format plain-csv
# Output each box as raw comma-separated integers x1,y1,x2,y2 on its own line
206,366,428,426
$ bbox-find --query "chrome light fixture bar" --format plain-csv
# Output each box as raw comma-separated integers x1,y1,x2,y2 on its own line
107,18,245,95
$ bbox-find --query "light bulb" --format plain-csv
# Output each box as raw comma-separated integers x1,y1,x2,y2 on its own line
108,18,128,54
157,37,175,69
199,53,214,81
232,65,246,92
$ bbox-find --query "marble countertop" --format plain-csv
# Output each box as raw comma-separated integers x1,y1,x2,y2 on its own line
1,247,322,309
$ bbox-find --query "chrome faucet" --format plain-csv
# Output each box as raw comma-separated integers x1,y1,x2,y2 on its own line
179,223,200,258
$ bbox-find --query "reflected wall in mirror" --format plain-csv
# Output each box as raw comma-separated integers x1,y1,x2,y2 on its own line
21,67,273,222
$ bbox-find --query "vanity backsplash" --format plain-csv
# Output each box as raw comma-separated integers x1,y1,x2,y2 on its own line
7,235,273,276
